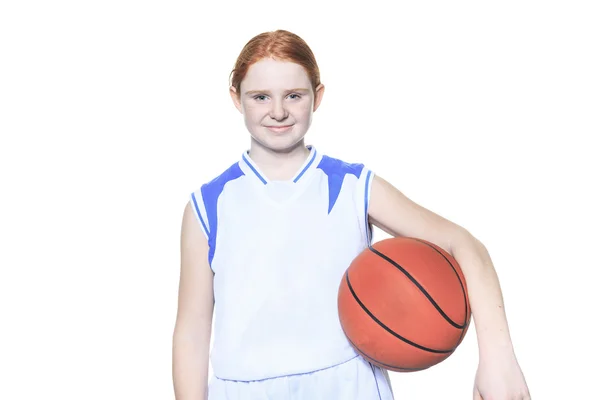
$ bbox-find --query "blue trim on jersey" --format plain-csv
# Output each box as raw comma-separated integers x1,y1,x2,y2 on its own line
201,162,245,268
242,153,267,184
191,192,210,237
364,170,373,244
293,148,317,183
317,156,364,214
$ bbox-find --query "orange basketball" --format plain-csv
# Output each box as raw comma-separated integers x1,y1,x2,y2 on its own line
338,237,471,372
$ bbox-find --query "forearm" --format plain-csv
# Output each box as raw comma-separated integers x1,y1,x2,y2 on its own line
451,230,515,359
172,331,210,400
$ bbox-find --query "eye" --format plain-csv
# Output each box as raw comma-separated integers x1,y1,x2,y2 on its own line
288,93,301,100
253,95,268,101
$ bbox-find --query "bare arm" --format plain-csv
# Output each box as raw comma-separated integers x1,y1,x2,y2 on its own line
367,175,516,359
172,202,214,400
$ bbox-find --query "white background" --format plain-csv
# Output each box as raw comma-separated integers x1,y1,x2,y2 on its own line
1,0,598,399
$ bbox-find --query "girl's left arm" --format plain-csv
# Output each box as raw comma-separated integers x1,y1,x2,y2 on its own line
368,174,530,400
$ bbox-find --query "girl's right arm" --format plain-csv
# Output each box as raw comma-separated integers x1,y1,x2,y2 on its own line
172,202,214,400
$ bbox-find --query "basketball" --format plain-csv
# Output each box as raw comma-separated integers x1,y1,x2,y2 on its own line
338,236,471,372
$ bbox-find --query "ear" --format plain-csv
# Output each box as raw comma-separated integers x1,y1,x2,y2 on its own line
313,83,325,112
229,86,243,114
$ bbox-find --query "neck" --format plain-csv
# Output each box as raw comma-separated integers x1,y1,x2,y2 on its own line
248,139,310,181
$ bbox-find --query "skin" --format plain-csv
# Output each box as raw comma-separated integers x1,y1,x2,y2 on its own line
230,58,325,181
172,57,531,400
173,202,213,400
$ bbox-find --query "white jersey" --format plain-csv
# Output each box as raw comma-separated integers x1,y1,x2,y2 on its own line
190,145,375,381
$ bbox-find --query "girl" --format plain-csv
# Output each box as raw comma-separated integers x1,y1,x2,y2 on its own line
173,30,530,400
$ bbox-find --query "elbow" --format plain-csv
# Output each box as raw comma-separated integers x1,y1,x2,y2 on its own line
450,228,493,271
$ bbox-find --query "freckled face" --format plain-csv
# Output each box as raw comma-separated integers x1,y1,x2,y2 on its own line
231,58,324,152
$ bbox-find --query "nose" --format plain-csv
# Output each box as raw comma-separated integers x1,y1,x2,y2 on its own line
269,99,288,121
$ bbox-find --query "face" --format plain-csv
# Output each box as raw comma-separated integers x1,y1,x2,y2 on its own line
230,58,324,152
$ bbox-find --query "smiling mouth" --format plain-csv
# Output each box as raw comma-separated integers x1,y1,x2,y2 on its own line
266,125,293,133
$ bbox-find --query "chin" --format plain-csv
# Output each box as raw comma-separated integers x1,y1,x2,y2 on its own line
253,133,307,153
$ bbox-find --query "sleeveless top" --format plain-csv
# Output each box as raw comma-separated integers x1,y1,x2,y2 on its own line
190,146,375,381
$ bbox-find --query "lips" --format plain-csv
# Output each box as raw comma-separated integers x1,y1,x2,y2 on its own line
266,125,293,133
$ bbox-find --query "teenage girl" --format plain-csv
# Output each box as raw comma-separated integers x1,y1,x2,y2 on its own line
173,30,530,400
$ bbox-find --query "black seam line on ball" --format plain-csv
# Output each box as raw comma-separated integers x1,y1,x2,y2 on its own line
367,244,466,330
410,238,469,327
345,270,455,354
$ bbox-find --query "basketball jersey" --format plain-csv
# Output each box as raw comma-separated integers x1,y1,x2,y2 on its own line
190,145,375,381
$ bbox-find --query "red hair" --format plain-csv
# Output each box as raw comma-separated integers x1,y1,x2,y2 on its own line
230,30,321,96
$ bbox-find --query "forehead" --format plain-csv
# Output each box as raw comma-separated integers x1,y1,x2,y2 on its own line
242,58,311,90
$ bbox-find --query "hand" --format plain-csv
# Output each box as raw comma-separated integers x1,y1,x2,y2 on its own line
473,354,530,399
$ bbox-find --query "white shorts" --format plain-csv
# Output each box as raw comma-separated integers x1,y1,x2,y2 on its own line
208,355,395,400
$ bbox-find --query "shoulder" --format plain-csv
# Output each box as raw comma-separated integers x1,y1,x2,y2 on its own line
198,160,246,192
188,159,246,233
189,159,247,207
316,153,368,178
368,174,466,253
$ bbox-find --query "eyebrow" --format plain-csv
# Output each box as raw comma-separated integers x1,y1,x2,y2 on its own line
244,88,311,96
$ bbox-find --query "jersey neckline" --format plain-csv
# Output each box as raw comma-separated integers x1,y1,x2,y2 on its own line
239,145,321,185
